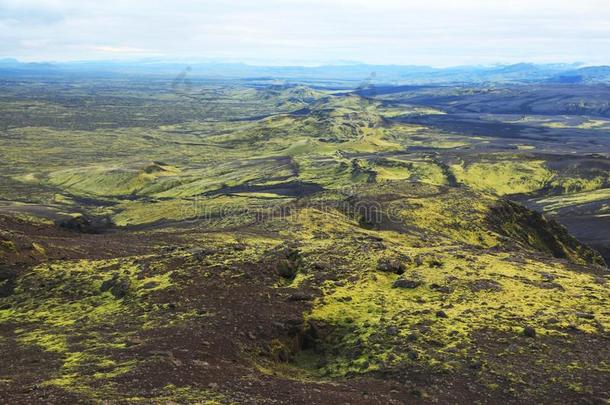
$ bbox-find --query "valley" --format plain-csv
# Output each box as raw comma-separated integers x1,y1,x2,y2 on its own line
0,76,609,404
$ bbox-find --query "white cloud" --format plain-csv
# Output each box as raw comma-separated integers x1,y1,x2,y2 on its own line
92,46,150,54
1,0,610,65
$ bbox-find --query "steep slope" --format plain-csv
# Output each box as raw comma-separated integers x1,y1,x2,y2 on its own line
489,200,605,266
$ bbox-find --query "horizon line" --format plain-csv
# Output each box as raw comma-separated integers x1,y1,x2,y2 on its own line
2,57,607,70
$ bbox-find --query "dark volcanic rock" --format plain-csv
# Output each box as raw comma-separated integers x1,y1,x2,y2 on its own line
386,327,399,336
58,215,113,234
188,248,210,261
100,274,131,299
430,283,452,293
287,292,314,302
274,247,302,280
392,279,422,289
467,279,503,292
489,200,607,267
539,281,564,291
0,266,17,298
141,281,159,289
377,259,405,275
428,259,444,268
523,326,536,338
276,259,299,279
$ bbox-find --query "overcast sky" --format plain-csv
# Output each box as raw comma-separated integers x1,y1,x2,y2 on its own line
1,0,610,66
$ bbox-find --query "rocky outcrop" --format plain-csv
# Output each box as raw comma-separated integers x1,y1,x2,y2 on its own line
489,200,606,267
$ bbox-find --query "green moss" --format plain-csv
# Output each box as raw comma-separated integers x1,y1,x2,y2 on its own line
2,83,610,400
535,188,610,213
0,256,178,398
1,240,17,252
109,384,235,404
47,162,182,197
306,250,609,377
31,242,46,255
452,159,553,196
18,330,68,353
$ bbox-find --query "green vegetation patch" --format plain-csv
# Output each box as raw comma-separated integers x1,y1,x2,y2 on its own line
452,158,553,196
0,256,175,398
306,251,609,377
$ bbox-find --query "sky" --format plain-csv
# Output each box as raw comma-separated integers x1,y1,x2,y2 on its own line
1,0,610,66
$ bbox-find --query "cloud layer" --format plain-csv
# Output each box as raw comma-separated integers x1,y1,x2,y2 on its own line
1,0,609,65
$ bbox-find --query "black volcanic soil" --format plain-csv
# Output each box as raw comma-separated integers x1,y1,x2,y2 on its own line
1,214,609,404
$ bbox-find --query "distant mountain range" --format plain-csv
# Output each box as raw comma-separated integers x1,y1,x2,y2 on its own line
1,58,609,85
